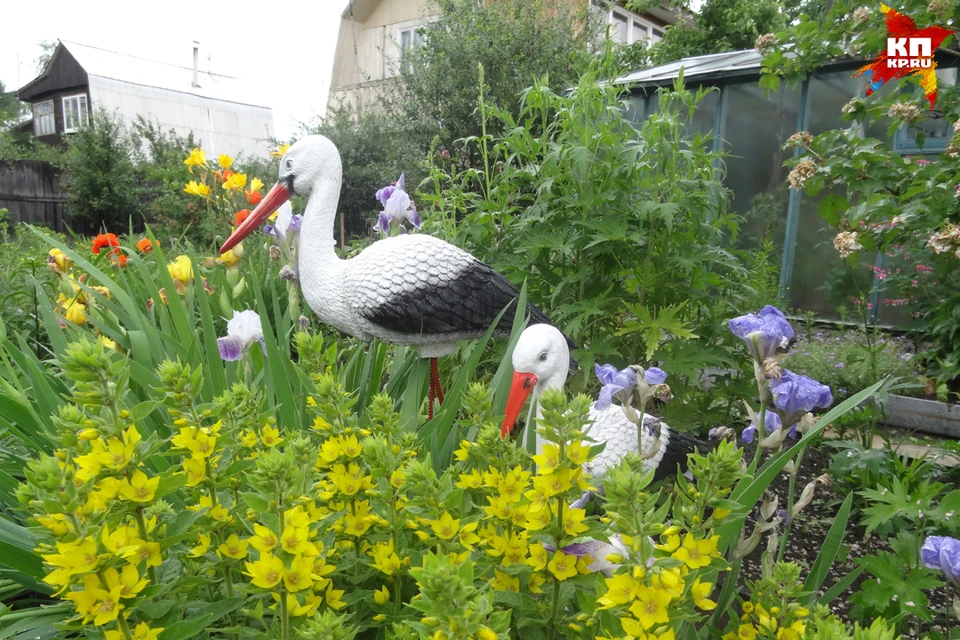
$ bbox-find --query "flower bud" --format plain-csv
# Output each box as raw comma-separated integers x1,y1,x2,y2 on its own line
78,428,99,440
232,278,247,298
791,474,829,517
269,245,282,263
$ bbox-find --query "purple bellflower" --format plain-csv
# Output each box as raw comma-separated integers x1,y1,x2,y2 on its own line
769,369,833,427
594,364,637,411
729,305,794,362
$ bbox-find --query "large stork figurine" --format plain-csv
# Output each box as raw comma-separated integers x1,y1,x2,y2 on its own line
220,136,573,418
501,324,707,481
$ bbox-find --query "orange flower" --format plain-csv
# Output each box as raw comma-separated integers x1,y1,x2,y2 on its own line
92,234,127,267
136,238,159,253
246,191,262,205
221,169,234,182
92,233,120,255
234,210,251,226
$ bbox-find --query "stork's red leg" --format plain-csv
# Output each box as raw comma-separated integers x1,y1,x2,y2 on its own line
432,358,445,404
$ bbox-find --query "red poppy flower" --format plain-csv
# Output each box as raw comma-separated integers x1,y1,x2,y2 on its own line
246,190,262,206
136,238,159,253
92,233,120,255
234,210,251,226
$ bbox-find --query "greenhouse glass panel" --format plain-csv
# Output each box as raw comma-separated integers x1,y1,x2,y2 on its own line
721,82,801,251
789,71,875,318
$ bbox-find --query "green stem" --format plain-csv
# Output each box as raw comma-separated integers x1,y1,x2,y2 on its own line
134,508,158,585
547,577,561,640
750,401,768,471
224,563,234,598
777,451,802,563
279,588,290,640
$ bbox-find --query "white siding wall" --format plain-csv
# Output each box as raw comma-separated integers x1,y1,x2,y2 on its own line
88,76,274,160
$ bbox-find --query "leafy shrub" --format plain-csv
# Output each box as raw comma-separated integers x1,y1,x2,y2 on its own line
0,219,63,351
61,110,142,232
422,71,766,428
784,330,923,401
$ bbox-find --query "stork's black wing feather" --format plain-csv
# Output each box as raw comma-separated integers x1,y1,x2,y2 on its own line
361,260,578,366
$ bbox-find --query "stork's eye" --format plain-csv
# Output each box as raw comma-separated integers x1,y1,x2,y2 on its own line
538,351,548,362
285,159,294,170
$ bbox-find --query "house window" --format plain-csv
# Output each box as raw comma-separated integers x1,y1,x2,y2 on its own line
594,1,662,45
62,94,89,133
33,100,55,136
400,27,424,72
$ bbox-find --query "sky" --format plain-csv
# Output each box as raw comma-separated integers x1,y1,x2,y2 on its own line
0,0,345,140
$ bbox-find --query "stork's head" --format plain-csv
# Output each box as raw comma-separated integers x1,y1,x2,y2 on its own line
220,135,341,254
501,324,570,438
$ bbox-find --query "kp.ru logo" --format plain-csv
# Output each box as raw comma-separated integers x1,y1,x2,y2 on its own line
853,4,954,109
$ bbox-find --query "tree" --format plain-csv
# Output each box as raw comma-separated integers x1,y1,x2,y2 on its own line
61,109,141,231
0,81,27,129
35,41,57,74
392,0,600,149
640,0,786,65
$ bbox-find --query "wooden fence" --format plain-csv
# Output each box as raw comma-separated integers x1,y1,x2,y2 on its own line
0,160,75,233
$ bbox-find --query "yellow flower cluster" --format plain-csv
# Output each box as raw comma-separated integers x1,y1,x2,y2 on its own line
725,601,809,640
596,519,721,637
35,423,164,638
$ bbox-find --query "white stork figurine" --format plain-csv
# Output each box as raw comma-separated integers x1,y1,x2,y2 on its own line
500,323,707,481
219,136,574,418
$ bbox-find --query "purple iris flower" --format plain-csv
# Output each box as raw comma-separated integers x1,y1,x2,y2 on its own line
217,310,265,362
729,305,794,362
594,364,637,410
644,367,667,385
922,536,960,583
741,411,782,444
374,172,421,233
769,369,833,427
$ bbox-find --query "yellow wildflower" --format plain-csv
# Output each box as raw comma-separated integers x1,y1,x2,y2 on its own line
91,585,124,625
427,512,459,540
218,534,249,559
281,526,310,555
672,534,718,569
284,555,314,592
490,568,519,592
260,424,282,447
598,573,640,609
526,544,548,571
103,564,148,599
65,300,87,325
456,470,483,489
167,255,193,284
189,533,211,557
629,585,671,629
223,172,248,191
532,443,559,473
692,576,717,610
562,507,588,537
250,523,278,553
218,154,233,169
245,552,285,589
374,585,390,605
270,143,290,158
183,148,206,170
184,180,211,197
566,439,591,465
119,470,159,503
325,583,346,609
547,551,578,581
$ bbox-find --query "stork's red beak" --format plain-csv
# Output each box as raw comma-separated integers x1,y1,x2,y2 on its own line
219,181,292,254
501,371,538,439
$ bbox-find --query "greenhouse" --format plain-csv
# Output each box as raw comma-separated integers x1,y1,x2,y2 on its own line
618,49,959,325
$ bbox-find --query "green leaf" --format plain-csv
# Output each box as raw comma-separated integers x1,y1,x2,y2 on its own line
241,491,270,514
157,613,215,640
802,491,853,602
818,194,849,226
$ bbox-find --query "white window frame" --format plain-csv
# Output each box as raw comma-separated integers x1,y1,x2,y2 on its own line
594,1,662,45
33,100,55,136
399,26,425,73
62,93,89,133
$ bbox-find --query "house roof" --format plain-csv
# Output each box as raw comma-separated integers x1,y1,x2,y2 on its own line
19,41,271,109
615,49,764,87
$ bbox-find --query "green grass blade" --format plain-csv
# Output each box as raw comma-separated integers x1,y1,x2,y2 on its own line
802,491,854,603
820,565,866,605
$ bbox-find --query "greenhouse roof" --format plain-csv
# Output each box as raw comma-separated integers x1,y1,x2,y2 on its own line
615,49,763,88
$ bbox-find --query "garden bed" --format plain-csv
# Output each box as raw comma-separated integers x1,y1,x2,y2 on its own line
736,440,955,636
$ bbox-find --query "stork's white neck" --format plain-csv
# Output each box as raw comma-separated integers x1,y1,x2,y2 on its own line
299,170,345,319
525,365,570,455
